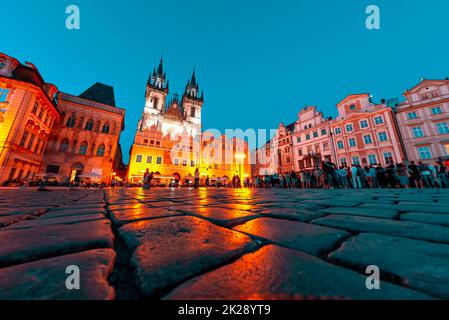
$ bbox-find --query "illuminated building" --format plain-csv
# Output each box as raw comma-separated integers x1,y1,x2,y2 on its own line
292,106,332,170
330,94,404,167
395,79,449,163
127,59,250,184
42,83,125,184
0,52,59,185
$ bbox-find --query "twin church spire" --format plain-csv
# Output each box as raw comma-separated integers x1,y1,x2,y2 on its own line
147,57,203,101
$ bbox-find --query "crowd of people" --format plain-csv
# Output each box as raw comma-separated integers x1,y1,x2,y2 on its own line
137,160,449,190
252,160,449,189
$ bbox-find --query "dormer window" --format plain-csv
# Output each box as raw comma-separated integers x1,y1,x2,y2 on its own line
349,104,356,110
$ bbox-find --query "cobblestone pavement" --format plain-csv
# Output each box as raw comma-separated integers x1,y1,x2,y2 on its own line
1,187,449,300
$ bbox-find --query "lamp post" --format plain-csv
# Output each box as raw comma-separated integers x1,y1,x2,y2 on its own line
235,153,246,179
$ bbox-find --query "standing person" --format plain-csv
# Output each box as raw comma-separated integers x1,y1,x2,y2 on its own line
299,171,305,188
194,168,200,188
418,162,434,188
386,164,397,188
408,161,422,188
337,166,348,188
369,165,379,188
437,161,449,188
427,163,438,187
143,169,150,189
376,163,386,188
323,160,338,189
396,163,409,188
364,166,373,188
291,171,298,188
351,164,360,189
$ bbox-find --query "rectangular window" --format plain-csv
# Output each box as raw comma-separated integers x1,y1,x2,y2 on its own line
337,140,344,149
19,130,29,147
34,138,42,153
346,124,353,132
407,112,417,120
348,138,356,147
298,149,303,156
136,154,142,163
384,152,394,164
418,147,432,160
313,131,318,138
378,132,388,142
363,135,372,144
190,160,195,167
412,127,424,138
360,120,368,128
321,128,327,135
296,136,301,143
27,134,35,150
0,88,10,103
374,116,384,125
305,134,311,140
38,108,43,120
437,122,449,134
323,142,329,151
174,158,179,166
182,160,188,167
31,102,39,114
156,156,162,164
351,156,360,165
146,155,152,163
334,127,342,135
340,158,347,167
431,106,442,115
368,154,377,165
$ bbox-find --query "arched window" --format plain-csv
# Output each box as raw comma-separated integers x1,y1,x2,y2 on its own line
79,142,88,155
96,144,105,156
85,119,94,131
66,114,76,128
59,139,69,152
101,122,110,134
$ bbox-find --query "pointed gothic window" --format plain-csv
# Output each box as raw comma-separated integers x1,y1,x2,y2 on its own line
101,122,110,134
85,119,94,131
59,139,69,152
66,115,76,128
79,142,88,155
96,144,105,156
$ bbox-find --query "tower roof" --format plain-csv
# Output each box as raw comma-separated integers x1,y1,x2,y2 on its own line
79,82,116,107
147,57,168,92
184,69,203,101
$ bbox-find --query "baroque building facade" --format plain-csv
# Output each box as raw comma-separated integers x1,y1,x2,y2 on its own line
43,83,125,184
0,52,59,185
330,94,404,168
127,59,250,184
396,79,449,163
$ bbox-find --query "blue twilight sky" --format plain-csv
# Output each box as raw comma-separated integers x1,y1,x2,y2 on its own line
2,0,449,162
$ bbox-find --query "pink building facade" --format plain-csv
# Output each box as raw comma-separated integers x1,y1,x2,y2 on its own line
396,79,449,164
330,94,404,167
291,106,332,171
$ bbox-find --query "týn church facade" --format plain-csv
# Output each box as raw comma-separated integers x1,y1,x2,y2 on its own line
127,59,250,185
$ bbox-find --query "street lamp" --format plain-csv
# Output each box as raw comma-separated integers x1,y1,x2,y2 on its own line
235,153,246,178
